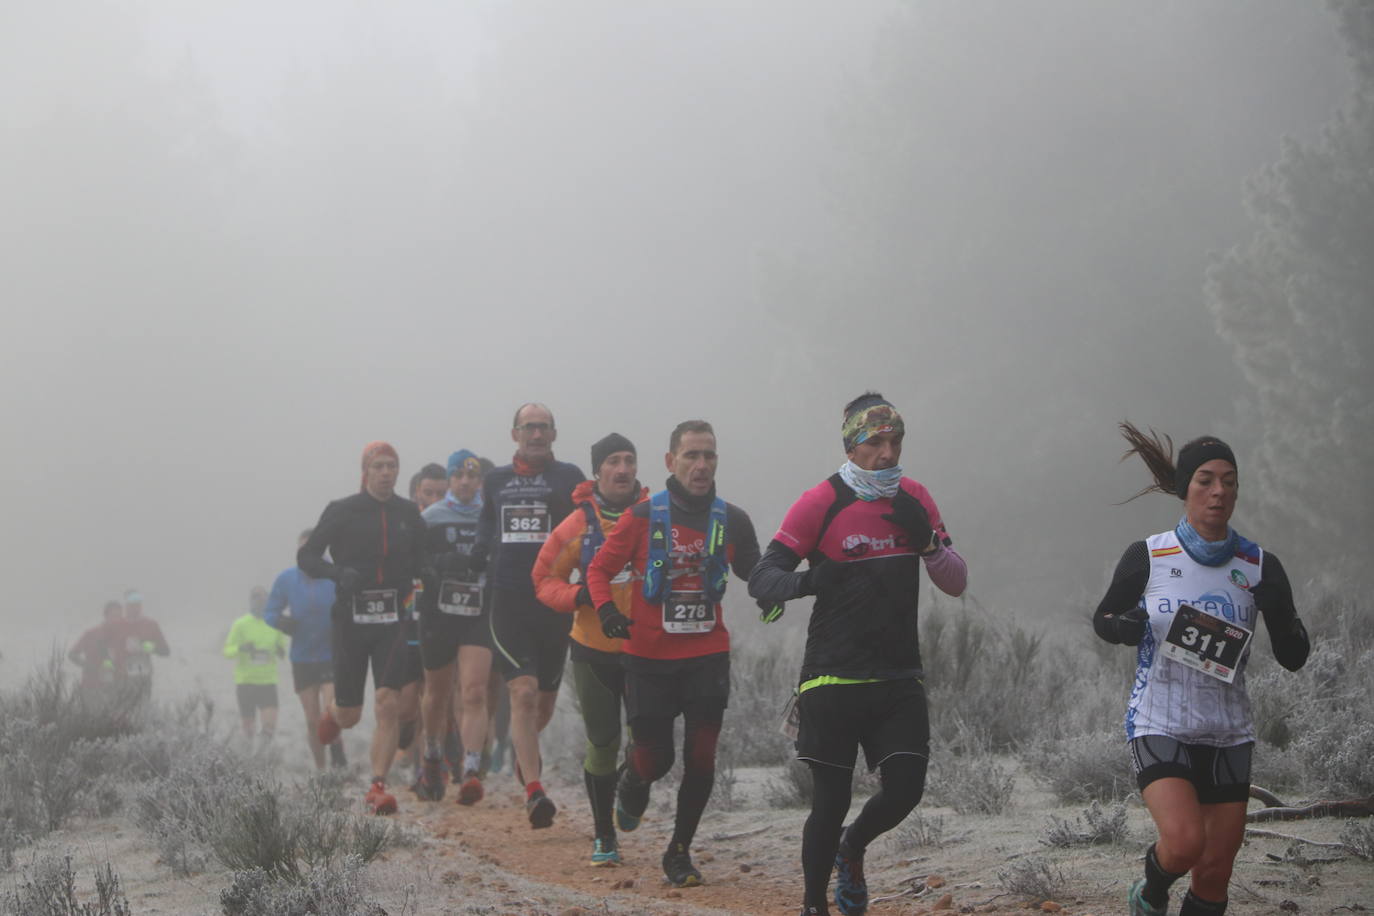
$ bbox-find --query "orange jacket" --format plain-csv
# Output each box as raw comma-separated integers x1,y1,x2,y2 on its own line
532,480,648,654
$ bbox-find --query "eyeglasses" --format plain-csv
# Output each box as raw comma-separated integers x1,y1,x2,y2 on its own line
515,422,552,433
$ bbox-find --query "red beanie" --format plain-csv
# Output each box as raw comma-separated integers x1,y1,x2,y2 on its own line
360,441,399,490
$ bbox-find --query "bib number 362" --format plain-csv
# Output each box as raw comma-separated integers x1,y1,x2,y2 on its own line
501,503,551,543
662,590,716,635
1162,604,1252,684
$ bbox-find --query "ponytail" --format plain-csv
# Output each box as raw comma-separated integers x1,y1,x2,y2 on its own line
1117,421,1176,503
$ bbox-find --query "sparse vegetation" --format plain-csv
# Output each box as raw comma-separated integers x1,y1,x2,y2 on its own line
891,810,948,849
1026,730,1134,804
1040,801,1129,847
219,856,386,916
998,854,1072,903
3,851,131,916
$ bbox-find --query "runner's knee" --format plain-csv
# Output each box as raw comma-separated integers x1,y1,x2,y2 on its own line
629,739,673,782
584,740,620,776
683,718,721,775
878,754,928,810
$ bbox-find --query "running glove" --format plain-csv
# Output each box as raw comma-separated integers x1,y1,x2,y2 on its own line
881,489,935,552
274,615,299,636
467,543,489,575
757,598,784,623
336,567,362,598
800,558,847,596
1112,608,1149,646
597,603,633,639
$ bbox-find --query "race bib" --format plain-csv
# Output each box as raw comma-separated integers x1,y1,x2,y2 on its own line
501,503,551,543
1162,604,1252,684
126,655,151,677
662,589,716,634
438,579,483,617
352,588,399,624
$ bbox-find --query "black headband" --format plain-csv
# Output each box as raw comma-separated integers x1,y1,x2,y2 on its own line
1174,438,1237,499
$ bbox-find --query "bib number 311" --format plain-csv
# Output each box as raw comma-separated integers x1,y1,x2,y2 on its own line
1162,604,1252,684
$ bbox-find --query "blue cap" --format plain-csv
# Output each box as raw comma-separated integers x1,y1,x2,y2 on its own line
447,449,481,476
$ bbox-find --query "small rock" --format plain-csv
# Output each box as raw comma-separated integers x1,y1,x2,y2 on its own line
612,878,635,889
1041,902,1063,912
927,875,947,889
699,852,715,862
933,893,954,910
666,890,682,898
960,906,975,914
739,864,751,873
558,909,587,916
1279,902,1299,913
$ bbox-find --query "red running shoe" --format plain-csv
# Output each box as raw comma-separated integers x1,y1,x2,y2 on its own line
457,772,484,806
317,711,341,746
365,780,397,816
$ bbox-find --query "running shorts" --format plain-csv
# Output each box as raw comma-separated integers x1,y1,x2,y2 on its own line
332,620,415,708
291,660,334,694
235,683,278,717
623,652,729,725
419,592,490,671
795,678,930,772
1129,735,1253,804
489,589,571,691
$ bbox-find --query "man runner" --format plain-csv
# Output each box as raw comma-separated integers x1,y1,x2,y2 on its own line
533,433,646,866
300,441,425,814
120,589,169,701
749,392,968,916
69,600,124,704
416,449,494,803
223,586,288,746
265,529,346,770
476,403,585,828
586,420,761,888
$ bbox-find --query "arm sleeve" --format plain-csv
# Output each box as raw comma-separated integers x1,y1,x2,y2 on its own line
587,512,637,609
747,539,808,602
922,544,967,597
1092,541,1149,644
298,502,342,580
1252,551,1309,671
729,506,761,581
533,514,583,614
262,572,290,630
222,622,242,659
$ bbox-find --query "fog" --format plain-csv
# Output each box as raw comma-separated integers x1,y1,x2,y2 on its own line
0,1,1356,677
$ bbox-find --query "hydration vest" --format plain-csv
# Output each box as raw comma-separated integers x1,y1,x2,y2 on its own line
578,502,604,578
642,489,729,604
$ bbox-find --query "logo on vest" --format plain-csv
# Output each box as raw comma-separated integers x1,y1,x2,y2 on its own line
1170,568,1182,578
1229,569,1250,590
841,532,906,557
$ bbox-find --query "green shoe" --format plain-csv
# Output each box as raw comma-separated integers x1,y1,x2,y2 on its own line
590,836,621,867
1128,878,1167,916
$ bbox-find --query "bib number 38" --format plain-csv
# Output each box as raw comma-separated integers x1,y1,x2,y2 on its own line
1162,604,1252,684
662,590,716,635
352,589,399,625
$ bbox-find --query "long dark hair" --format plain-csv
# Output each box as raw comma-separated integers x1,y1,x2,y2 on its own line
1118,421,1177,503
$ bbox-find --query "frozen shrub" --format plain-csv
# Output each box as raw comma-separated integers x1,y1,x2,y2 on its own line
1339,819,1374,860
764,760,814,809
219,856,386,916
929,753,1015,815
1026,731,1134,804
998,855,1072,903
891,811,947,849
718,645,794,768
3,851,131,916
1040,801,1129,847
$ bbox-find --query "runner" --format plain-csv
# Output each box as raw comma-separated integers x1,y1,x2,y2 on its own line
585,420,761,888
410,463,449,511
398,464,447,767
415,449,495,804
69,600,124,703
120,588,169,701
223,586,288,746
476,403,585,828
299,441,426,815
532,433,647,866
748,392,968,916
1095,423,1309,916
264,529,346,770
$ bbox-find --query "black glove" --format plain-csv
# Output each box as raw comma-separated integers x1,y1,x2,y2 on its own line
800,558,847,596
598,602,633,639
881,489,935,552
575,585,592,608
274,615,299,636
418,566,439,595
1112,608,1149,646
757,598,784,623
467,543,489,575
335,567,361,598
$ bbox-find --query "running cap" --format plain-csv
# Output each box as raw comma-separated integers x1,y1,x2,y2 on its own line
360,441,399,489
123,589,142,604
842,394,905,452
447,449,482,477
1173,437,1236,499
591,433,636,475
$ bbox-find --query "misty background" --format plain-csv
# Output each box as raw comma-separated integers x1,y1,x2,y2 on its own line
2,1,1366,684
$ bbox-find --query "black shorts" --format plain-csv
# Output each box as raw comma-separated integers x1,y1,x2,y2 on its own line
419,590,490,671
489,589,571,691
623,652,730,725
236,683,278,717
291,661,334,694
795,678,930,772
1130,735,1253,804
332,620,420,709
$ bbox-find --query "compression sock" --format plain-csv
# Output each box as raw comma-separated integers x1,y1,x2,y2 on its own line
1143,843,1186,909
803,764,852,910
585,769,618,838
1179,891,1227,916
464,750,482,776
525,780,544,800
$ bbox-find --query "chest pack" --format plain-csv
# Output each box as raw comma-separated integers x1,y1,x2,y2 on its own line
579,502,605,577
642,490,729,604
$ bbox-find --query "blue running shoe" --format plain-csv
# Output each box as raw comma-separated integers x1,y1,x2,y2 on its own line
1128,878,1167,916
834,843,868,916
590,836,621,867
615,766,648,833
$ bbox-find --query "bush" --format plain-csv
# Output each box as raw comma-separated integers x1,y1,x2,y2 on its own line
1040,801,1129,847
718,645,795,768
927,751,1014,815
1025,731,1134,804
219,856,386,916
890,811,948,849
3,851,131,916
764,760,815,808
997,855,1072,903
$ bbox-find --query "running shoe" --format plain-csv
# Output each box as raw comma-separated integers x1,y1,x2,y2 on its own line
415,755,446,802
834,842,868,915
457,771,484,806
526,790,557,829
662,841,703,888
316,711,341,746
490,738,507,774
615,767,648,833
1128,879,1167,916
328,740,347,769
590,836,622,867
365,780,397,816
